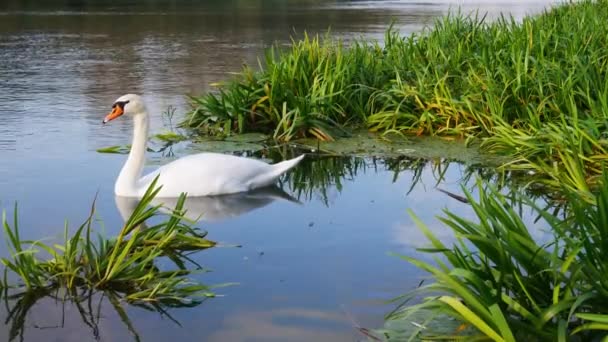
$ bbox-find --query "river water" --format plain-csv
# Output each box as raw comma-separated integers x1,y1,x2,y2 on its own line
0,1,555,341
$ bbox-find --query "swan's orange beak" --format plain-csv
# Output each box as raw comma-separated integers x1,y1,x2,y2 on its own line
102,105,124,124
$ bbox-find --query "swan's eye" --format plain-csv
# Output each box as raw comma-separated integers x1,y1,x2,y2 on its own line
103,100,130,124
113,100,130,109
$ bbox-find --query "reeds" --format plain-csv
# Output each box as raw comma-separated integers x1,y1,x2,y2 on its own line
185,32,370,141
383,171,608,341
1,177,218,306
184,0,608,192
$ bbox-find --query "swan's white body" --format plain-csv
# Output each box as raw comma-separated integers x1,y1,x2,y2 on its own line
104,94,304,198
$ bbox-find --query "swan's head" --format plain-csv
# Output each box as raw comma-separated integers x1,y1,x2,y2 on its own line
102,94,146,124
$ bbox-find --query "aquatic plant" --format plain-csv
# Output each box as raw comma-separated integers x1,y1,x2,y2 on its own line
184,32,361,141
1,177,219,314
184,0,608,192
382,171,608,341
155,105,189,143
96,145,132,154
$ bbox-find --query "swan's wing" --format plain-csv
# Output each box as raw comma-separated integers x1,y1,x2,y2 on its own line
139,152,275,197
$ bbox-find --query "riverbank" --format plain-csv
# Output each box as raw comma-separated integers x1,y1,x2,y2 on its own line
184,0,608,195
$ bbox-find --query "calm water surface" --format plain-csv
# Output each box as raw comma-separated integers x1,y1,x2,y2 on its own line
0,1,555,341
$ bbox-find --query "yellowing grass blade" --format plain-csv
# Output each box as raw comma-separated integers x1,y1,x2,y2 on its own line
438,296,506,342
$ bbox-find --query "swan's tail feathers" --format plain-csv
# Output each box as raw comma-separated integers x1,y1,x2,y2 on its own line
249,154,306,189
272,154,305,175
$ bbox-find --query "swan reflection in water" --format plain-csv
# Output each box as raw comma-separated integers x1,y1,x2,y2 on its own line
115,185,301,223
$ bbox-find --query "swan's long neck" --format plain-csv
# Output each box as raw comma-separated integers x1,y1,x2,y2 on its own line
115,111,149,196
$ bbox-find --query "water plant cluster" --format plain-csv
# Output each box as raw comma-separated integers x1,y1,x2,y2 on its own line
379,170,608,342
0,178,219,340
184,0,608,194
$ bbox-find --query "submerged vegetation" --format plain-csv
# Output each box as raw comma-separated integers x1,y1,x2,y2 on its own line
0,178,223,341
184,0,608,193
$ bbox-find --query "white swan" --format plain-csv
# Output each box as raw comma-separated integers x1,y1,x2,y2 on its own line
102,94,305,198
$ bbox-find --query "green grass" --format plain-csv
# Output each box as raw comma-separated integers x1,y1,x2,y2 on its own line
183,0,608,193
0,177,222,327
183,30,387,140
380,170,608,341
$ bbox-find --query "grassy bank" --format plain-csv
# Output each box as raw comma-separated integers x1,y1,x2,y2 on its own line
184,0,608,193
